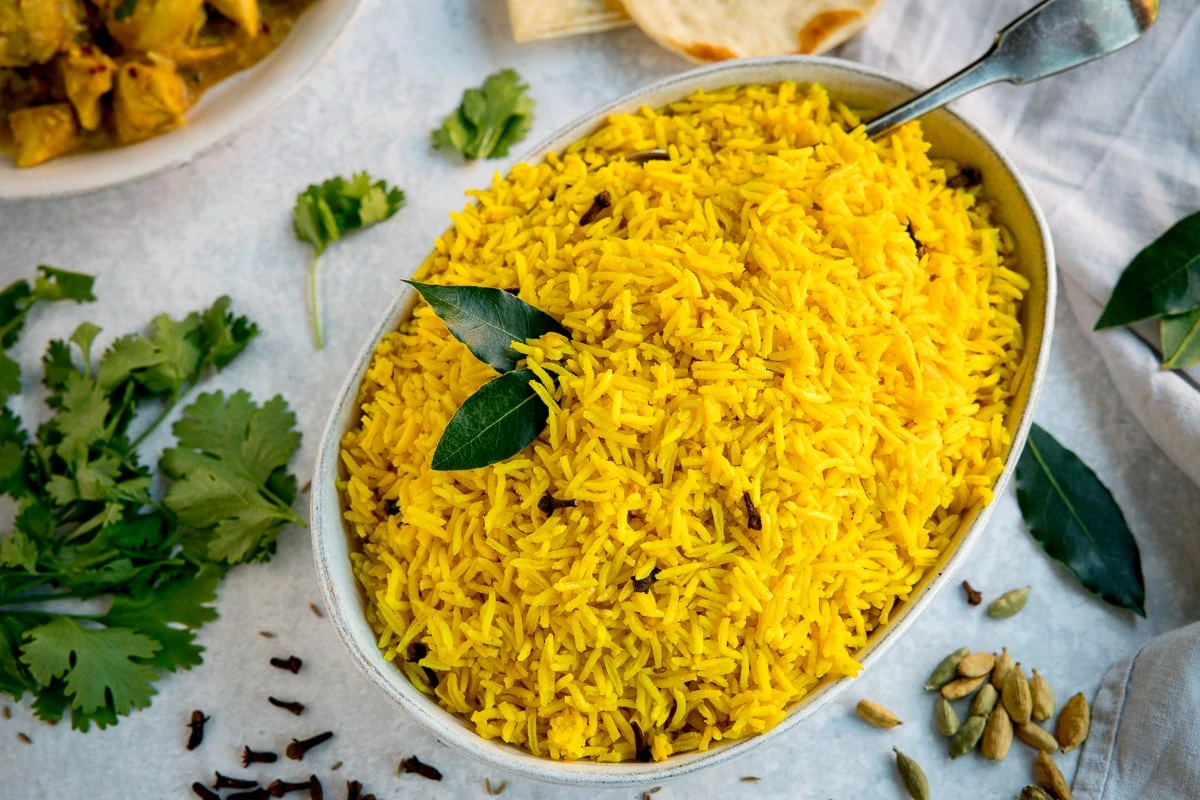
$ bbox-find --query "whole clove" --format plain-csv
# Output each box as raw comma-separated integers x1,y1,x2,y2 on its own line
399,755,443,781
422,666,440,688
259,631,277,638
741,776,762,782
300,480,312,494
268,697,306,716
631,723,652,763
537,493,577,515
962,580,983,606
947,166,983,189
228,790,270,800
579,191,612,226
330,762,343,772
270,656,303,674
214,773,259,790
192,783,220,800
309,603,324,618
16,732,31,744
187,710,210,751
243,746,279,767
406,642,428,663
906,222,927,258
743,492,762,531
268,776,323,798
346,780,362,800
2,705,9,719
631,567,660,594
287,731,334,761
384,499,400,516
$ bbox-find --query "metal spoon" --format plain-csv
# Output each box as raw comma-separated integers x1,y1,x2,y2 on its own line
865,0,1159,138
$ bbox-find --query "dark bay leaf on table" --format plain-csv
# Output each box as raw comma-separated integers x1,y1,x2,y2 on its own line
1015,424,1146,616
432,369,548,471
405,282,569,373
1095,210,1200,329
1161,306,1200,369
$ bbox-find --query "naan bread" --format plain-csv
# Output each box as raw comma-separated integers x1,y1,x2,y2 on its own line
621,0,881,61
507,0,632,42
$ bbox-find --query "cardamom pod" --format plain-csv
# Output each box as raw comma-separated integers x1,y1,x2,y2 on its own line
942,673,988,700
856,698,902,729
1015,721,1059,753
970,682,999,717
1020,787,1055,800
935,696,960,736
993,646,1015,686
949,714,987,759
1003,664,1033,725
957,651,997,678
1056,692,1091,752
981,704,1013,761
988,586,1031,619
1035,751,1073,800
893,747,930,800
924,645,970,691
1031,669,1055,722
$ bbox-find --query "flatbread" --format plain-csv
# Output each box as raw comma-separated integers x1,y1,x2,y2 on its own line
621,0,881,61
507,0,632,42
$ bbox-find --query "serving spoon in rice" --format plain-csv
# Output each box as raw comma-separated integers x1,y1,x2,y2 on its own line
864,0,1158,138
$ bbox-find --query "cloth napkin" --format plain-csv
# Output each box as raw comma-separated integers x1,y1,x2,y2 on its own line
845,2,1200,796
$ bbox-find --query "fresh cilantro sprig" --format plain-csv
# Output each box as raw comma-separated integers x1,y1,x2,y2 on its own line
432,69,535,161
293,172,405,350
0,270,303,730
0,266,96,402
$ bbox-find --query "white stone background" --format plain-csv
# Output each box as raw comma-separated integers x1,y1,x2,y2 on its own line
1,1,1198,798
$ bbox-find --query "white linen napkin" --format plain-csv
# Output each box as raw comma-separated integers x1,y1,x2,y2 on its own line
845,2,1200,796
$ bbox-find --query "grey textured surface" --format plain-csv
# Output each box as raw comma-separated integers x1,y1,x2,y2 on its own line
1,1,1198,798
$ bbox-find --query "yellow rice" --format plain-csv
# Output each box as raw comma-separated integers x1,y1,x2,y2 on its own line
339,81,1028,762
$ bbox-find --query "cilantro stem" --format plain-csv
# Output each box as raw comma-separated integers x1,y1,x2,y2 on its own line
129,395,178,451
310,253,324,351
0,589,101,608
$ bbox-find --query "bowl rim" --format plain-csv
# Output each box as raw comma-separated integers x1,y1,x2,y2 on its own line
310,53,1058,787
0,0,364,200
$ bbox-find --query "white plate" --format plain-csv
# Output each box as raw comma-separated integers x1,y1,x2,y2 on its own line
0,0,362,200
311,55,1057,787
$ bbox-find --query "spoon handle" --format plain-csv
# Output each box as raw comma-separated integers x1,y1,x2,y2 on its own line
864,0,1158,139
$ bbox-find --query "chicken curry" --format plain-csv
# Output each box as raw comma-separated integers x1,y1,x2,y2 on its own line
0,0,317,167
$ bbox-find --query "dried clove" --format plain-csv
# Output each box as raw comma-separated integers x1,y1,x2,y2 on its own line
484,778,509,796
214,773,259,790
906,222,927,258
268,776,323,798
741,777,762,782
309,603,324,618
631,567,660,594
228,790,270,800
286,731,334,761
947,166,983,189
243,746,279,767
962,580,983,605
579,191,612,226
743,492,762,531
270,656,303,674
346,780,363,800
2,705,9,719
631,722,652,762
406,642,428,663
384,499,400,516
537,493,577,515
268,697,305,716
16,732,31,744
300,480,312,494
259,631,277,638
330,762,343,772
192,783,220,800
187,710,210,751
399,755,443,781
422,666,440,689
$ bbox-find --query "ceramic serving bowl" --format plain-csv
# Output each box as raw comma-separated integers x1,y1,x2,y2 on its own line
0,0,362,200
311,55,1057,787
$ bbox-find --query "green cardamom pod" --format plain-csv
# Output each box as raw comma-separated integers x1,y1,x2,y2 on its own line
970,682,999,717
923,645,970,691
987,586,1031,619
948,714,987,759
935,696,960,736
1020,787,1055,800
893,747,930,800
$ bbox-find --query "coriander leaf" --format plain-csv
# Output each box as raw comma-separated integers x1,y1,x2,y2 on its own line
42,340,77,395
432,369,548,471
69,322,102,367
1161,306,1200,369
103,569,220,673
0,352,19,401
432,69,534,161
52,373,110,459
198,296,258,371
0,280,33,348
0,618,35,700
293,172,405,350
0,406,25,497
0,528,36,572
406,281,569,373
141,312,202,395
32,266,97,304
1096,210,1200,329
1015,424,1146,616
97,334,163,392
161,391,303,564
20,616,160,717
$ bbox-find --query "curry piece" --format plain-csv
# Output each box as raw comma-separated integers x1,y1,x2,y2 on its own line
58,46,115,130
106,0,205,55
9,102,77,165
207,0,256,37
113,59,186,143
0,0,80,68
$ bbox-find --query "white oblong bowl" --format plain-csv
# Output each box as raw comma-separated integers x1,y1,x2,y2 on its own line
0,0,362,200
311,55,1057,788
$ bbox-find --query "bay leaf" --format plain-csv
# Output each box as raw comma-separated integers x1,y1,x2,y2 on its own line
405,281,568,373
432,369,548,471
1161,305,1200,369
1095,210,1200,329
1015,424,1146,616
